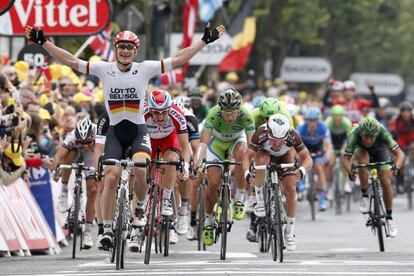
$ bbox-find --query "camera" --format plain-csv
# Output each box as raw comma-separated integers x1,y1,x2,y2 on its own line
0,104,21,138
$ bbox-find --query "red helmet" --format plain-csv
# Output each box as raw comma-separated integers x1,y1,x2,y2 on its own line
113,31,140,46
149,89,172,110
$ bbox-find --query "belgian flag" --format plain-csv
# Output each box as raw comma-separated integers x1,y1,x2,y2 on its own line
218,0,256,72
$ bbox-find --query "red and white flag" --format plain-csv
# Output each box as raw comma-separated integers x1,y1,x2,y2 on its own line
181,0,198,74
89,24,114,62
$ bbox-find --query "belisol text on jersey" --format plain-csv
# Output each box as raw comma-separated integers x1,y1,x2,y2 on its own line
109,88,139,99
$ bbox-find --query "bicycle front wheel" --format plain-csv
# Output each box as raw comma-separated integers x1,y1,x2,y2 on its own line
372,182,385,252
220,184,229,260
72,184,81,259
115,187,125,270
144,185,158,265
163,217,170,257
197,182,205,251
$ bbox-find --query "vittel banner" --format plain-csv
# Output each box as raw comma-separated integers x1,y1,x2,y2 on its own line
0,0,111,36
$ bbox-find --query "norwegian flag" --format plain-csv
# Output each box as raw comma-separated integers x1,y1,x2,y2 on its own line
181,0,198,74
89,24,114,61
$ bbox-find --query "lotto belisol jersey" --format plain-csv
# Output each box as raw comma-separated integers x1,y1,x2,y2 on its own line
79,59,172,126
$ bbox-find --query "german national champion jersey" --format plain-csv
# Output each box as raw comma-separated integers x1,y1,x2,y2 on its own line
344,124,399,156
203,105,255,141
78,59,172,126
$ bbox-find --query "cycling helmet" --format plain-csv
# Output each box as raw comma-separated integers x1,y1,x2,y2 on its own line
343,80,356,91
113,31,140,47
329,80,344,92
267,114,291,139
149,89,172,110
75,117,95,141
304,107,321,120
399,101,413,111
174,95,191,109
330,105,346,116
218,88,242,109
359,116,380,136
259,98,281,117
188,87,203,98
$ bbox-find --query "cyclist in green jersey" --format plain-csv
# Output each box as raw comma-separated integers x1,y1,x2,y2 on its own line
342,116,404,238
252,98,294,128
196,88,255,246
325,105,353,189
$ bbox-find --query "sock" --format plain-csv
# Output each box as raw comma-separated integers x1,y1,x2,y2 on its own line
361,188,369,197
235,189,245,202
285,216,296,235
205,213,214,225
163,188,173,200
97,222,104,235
179,198,189,216
135,202,145,217
255,186,264,202
190,211,197,226
61,183,68,193
103,220,112,233
386,210,393,220
84,222,93,233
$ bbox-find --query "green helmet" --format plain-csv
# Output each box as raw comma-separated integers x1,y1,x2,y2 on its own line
259,98,281,117
188,87,203,98
359,116,380,136
331,105,345,116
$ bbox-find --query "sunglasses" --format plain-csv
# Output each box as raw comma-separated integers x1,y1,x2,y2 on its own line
76,139,94,145
268,134,286,147
116,43,137,50
221,110,239,116
150,109,169,115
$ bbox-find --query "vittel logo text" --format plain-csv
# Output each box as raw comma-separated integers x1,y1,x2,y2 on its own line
15,0,98,28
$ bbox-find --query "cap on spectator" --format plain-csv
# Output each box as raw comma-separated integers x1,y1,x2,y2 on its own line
4,143,24,167
73,91,93,104
38,108,51,121
225,72,239,82
49,64,63,80
14,61,29,81
39,93,50,106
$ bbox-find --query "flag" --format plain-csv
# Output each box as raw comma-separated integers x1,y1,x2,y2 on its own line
89,24,114,62
160,69,184,87
218,0,255,72
181,0,198,74
199,0,223,23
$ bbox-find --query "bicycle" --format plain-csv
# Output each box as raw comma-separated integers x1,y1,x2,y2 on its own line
252,162,297,262
98,156,148,270
142,153,183,265
202,159,241,260
351,160,395,252
58,158,94,259
306,153,318,221
331,150,344,215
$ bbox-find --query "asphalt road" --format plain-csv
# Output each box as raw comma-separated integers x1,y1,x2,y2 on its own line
2,195,414,276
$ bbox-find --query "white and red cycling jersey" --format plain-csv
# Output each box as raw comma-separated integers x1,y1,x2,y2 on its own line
144,104,187,139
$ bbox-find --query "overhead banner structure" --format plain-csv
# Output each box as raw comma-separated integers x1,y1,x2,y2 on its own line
0,0,112,36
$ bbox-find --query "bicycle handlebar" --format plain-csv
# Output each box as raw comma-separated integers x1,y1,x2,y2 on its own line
351,161,395,174
59,163,95,172
102,158,148,168
252,162,297,171
202,159,241,166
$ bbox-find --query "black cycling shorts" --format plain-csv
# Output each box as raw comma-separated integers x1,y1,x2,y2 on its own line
104,120,151,160
367,144,390,163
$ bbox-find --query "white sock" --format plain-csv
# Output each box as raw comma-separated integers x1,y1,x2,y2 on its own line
255,186,264,202
163,188,173,200
235,189,245,202
285,216,296,235
84,222,93,233
103,220,112,233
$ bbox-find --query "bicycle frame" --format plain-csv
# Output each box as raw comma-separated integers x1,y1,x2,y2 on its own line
59,161,94,260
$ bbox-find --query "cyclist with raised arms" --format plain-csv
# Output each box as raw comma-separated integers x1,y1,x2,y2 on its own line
296,107,334,211
53,117,97,249
196,88,255,246
242,114,313,250
342,116,404,237
25,23,225,248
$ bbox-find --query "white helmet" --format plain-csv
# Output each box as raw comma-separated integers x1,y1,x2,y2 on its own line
343,80,356,90
75,117,95,141
267,114,291,139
